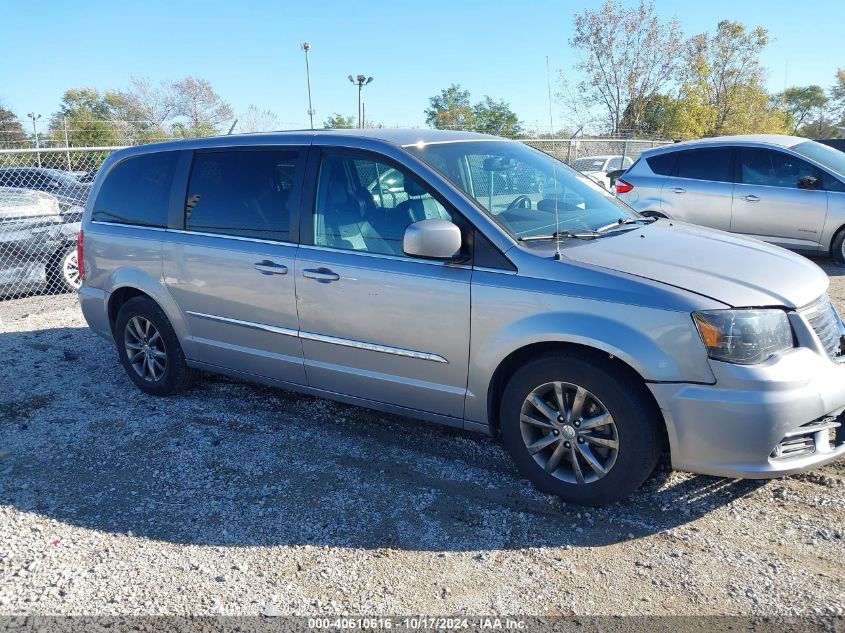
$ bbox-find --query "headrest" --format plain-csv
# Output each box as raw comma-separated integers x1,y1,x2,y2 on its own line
404,176,427,198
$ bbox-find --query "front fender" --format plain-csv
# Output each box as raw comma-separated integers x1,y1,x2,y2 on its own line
464,284,715,425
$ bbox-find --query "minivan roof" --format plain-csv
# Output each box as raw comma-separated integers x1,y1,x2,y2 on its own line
643,134,807,158
116,128,503,155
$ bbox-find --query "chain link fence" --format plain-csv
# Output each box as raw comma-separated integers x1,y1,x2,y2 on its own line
0,137,667,306
0,147,114,300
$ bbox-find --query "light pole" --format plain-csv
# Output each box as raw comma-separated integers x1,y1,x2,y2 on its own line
301,42,315,129
27,112,42,168
347,74,373,128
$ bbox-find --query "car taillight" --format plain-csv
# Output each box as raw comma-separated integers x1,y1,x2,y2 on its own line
615,179,634,194
76,230,86,281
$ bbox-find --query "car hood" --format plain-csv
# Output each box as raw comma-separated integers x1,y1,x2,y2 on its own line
562,220,828,309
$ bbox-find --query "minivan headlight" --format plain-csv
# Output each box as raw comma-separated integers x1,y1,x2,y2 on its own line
692,309,794,365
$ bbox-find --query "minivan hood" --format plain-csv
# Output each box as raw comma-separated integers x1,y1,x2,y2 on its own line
562,220,827,309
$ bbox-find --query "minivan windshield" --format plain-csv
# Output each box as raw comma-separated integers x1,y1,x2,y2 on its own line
406,140,638,240
791,141,845,178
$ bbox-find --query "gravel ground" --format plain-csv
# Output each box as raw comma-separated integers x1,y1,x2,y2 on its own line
0,260,844,618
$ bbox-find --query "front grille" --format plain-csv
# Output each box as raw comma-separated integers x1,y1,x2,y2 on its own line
771,417,842,460
800,294,845,361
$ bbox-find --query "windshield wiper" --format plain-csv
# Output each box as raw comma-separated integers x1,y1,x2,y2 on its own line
518,230,598,242
594,217,657,233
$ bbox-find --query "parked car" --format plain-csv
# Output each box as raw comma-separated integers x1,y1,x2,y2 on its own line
571,155,634,189
0,167,90,221
77,130,845,505
616,135,845,261
0,187,80,295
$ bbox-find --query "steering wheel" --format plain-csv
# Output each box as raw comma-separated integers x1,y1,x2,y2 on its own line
506,194,532,211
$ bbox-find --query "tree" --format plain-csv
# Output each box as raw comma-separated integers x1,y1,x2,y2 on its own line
0,104,27,149
48,88,121,148
323,113,356,129
778,86,829,135
685,20,775,135
171,77,233,137
425,84,474,130
568,0,685,134
238,105,279,133
830,69,845,129
472,96,522,137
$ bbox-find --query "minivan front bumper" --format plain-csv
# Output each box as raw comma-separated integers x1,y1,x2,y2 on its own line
649,347,845,478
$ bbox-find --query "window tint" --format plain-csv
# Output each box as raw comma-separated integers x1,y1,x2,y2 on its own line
93,152,178,226
676,148,732,182
646,152,675,176
820,171,845,192
314,152,452,256
186,149,301,241
738,148,820,189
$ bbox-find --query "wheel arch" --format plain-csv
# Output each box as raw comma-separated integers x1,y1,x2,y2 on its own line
485,342,668,450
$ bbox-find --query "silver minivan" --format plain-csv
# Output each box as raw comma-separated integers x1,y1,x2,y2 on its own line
616,135,845,261
78,129,845,505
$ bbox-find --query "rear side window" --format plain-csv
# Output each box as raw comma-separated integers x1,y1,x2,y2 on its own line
93,152,178,226
646,152,676,176
675,148,733,182
185,149,302,241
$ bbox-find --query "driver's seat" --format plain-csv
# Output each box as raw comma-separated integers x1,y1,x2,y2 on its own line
395,176,444,223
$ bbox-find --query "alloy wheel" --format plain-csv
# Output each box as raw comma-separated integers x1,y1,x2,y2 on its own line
62,248,81,290
519,381,619,484
124,316,167,382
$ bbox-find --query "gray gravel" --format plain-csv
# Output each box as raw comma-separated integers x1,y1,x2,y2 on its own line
1,260,844,617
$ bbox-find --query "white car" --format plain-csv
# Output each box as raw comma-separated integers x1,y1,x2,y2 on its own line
570,155,633,189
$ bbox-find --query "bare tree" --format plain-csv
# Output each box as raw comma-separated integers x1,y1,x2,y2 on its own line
237,105,279,133
122,77,178,128
569,0,684,134
172,77,234,135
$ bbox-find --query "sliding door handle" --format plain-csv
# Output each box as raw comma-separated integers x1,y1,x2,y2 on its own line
253,261,288,275
744,194,760,202
672,187,686,194
302,268,340,282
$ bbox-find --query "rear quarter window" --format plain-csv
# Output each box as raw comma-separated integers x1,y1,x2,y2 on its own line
93,152,178,227
645,152,676,176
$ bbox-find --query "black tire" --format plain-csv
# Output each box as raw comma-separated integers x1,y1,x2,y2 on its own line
832,228,845,264
47,244,81,293
501,352,662,505
114,296,195,396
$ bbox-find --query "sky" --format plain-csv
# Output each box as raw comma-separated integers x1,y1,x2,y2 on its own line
1,0,843,132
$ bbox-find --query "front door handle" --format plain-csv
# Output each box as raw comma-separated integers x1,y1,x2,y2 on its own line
302,268,340,282
744,194,760,202
672,187,686,194
253,260,288,275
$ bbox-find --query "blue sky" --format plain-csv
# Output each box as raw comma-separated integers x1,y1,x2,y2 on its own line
1,0,843,131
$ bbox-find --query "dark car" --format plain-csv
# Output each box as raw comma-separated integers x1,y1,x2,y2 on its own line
818,139,845,153
0,187,80,296
0,167,91,222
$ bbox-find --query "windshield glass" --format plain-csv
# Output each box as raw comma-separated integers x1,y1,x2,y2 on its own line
406,140,636,239
44,169,84,186
791,141,845,178
571,157,607,171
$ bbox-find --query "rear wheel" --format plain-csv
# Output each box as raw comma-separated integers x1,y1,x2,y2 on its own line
501,353,662,505
47,244,81,293
115,296,195,396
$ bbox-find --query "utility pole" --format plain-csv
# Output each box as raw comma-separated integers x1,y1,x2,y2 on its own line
348,74,373,128
27,112,42,168
63,117,71,170
301,42,315,129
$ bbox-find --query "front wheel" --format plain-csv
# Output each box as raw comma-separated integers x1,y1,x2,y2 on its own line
832,229,845,265
501,353,662,505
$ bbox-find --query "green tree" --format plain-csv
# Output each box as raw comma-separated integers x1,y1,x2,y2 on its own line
323,113,356,129
48,88,121,149
425,84,474,130
0,104,27,149
472,96,522,137
778,85,829,136
830,69,845,129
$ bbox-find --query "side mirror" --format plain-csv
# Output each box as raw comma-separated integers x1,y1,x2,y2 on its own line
403,219,462,260
797,176,819,190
